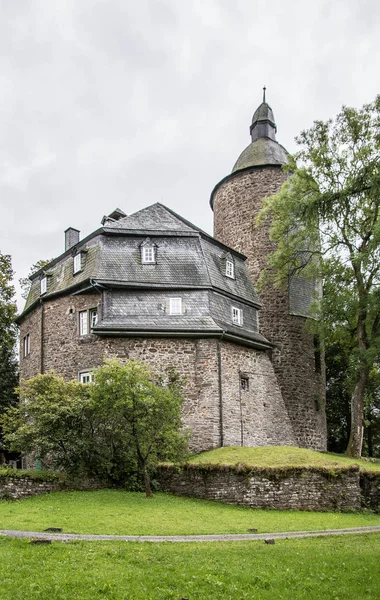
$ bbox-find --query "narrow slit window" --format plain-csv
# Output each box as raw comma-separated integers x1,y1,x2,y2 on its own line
169,298,182,315
240,376,249,391
23,333,30,357
40,277,47,295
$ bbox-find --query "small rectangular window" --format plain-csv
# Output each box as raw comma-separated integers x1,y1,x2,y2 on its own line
142,247,155,264
240,376,249,391
73,253,82,274
90,308,98,329
226,260,234,279
232,306,242,326
79,310,88,336
23,333,30,357
79,371,93,384
40,277,47,295
169,297,182,315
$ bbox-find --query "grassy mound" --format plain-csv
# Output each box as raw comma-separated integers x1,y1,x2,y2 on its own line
187,446,380,472
0,490,380,535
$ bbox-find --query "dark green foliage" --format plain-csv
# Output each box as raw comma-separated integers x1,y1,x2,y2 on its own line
1,360,188,492
0,468,62,481
258,95,380,457
0,253,18,457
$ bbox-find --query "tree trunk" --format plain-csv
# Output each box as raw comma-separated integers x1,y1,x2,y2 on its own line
346,366,368,457
143,464,152,498
346,312,370,458
367,421,373,458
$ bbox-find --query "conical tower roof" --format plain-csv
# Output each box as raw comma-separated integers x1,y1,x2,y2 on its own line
232,88,288,172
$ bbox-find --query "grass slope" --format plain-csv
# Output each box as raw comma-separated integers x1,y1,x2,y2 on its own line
1,534,380,599
187,445,380,471
0,490,379,536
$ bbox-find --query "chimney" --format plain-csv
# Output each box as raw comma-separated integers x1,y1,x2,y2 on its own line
65,227,80,251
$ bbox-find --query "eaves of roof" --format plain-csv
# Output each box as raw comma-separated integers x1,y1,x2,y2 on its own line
15,280,98,324
93,324,271,351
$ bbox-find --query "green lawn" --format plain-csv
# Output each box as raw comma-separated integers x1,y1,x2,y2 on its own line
0,490,379,536
187,445,380,471
1,534,380,599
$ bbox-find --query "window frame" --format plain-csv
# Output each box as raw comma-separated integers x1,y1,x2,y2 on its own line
79,309,89,336
23,333,31,357
169,297,182,315
73,253,82,275
90,308,98,329
40,277,47,295
79,371,94,384
232,306,242,326
225,259,235,279
142,246,156,264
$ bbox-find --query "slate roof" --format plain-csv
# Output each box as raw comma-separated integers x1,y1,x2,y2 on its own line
251,102,276,127
232,137,288,172
20,203,261,316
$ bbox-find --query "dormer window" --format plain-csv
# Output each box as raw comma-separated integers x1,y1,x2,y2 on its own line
226,259,234,279
232,306,242,326
169,298,182,315
142,246,155,263
40,277,47,295
73,253,82,274
222,252,235,280
140,238,157,264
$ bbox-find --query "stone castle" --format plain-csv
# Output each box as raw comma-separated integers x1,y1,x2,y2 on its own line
18,94,327,452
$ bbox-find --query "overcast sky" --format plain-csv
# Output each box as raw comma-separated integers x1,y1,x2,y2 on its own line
1,0,379,309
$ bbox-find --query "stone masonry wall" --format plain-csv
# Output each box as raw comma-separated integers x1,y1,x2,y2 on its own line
213,166,327,450
157,465,362,511
220,342,295,447
0,476,61,499
19,294,300,454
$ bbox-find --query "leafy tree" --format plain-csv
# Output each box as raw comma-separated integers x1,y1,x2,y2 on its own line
0,252,18,461
91,360,188,496
19,259,52,300
2,360,188,491
259,95,380,458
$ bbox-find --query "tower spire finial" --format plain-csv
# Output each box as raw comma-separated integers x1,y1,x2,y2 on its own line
263,86,266,103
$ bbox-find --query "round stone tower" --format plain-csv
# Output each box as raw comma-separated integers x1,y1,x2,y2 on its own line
210,91,327,450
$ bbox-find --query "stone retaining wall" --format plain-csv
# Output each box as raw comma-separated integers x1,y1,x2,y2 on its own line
157,465,372,512
0,473,104,500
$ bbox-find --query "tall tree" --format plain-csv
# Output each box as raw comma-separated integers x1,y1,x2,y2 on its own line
0,252,18,460
258,95,380,458
91,360,188,496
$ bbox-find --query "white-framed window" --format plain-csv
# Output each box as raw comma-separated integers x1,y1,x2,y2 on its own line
90,308,98,328
232,306,242,326
40,277,47,295
169,297,182,315
79,310,88,336
79,371,94,384
23,333,30,357
73,253,82,274
142,246,155,264
226,259,235,279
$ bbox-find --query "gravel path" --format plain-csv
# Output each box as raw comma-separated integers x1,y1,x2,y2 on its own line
1,526,380,543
